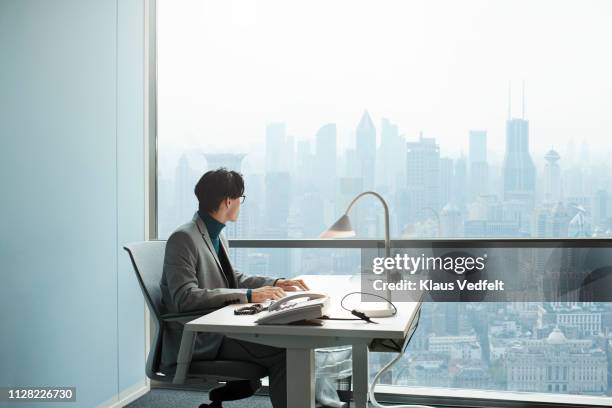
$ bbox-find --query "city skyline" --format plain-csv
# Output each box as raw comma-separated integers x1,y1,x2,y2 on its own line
158,100,612,242
155,0,612,397
158,113,609,182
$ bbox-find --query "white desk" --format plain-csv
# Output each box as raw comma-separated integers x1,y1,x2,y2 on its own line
177,275,421,408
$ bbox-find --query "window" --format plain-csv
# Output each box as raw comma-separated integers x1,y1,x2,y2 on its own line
156,0,612,403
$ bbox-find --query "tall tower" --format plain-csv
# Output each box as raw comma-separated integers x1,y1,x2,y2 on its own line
377,118,402,192
356,111,376,190
502,84,536,204
406,135,440,222
543,149,562,203
469,130,488,199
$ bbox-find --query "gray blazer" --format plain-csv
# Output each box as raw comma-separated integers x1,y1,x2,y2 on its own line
160,213,276,371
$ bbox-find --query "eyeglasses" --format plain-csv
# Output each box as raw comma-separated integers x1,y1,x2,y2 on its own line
239,195,246,204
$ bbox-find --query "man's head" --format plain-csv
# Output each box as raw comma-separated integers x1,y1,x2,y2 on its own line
194,168,245,223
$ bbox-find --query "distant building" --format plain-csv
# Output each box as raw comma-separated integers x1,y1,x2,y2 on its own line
265,122,287,172
406,135,440,223
502,117,536,233
469,130,488,199
543,149,562,203
593,190,609,229
506,327,607,394
356,111,376,190
464,220,521,238
314,123,337,197
173,154,199,225
533,202,571,238
406,353,450,387
454,156,468,212
440,203,463,237
537,303,602,336
450,361,492,389
265,172,291,232
439,158,454,210
377,118,404,192
503,118,536,202
428,334,480,360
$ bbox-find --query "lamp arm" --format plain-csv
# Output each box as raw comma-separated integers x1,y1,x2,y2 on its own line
344,191,391,258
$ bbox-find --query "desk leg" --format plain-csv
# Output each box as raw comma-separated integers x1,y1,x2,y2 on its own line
352,343,369,408
173,330,195,384
286,348,315,408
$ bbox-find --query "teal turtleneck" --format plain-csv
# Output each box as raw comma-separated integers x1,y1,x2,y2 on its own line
198,210,252,302
198,210,225,255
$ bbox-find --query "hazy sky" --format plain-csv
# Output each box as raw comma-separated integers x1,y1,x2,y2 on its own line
158,0,612,174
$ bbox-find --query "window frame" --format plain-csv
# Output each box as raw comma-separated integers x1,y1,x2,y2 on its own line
147,1,612,405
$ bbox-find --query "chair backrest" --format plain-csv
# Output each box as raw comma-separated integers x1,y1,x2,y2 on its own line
124,241,167,319
124,241,167,379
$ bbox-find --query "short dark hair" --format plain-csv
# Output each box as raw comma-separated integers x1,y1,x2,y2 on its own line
194,168,245,213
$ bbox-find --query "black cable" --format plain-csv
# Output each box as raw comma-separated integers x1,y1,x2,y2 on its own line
340,291,398,315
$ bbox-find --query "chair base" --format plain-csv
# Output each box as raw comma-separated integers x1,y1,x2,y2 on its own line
198,380,261,407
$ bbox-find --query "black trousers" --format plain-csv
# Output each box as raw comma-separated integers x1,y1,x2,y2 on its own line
216,336,287,408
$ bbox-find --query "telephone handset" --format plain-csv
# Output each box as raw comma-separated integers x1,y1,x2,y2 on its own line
255,292,330,325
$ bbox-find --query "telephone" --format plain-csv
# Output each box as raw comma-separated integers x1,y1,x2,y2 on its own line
254,292,330,325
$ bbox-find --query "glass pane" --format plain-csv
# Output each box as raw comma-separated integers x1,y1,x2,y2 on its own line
230,248,361,278
157,0,612,400
380,301,611,397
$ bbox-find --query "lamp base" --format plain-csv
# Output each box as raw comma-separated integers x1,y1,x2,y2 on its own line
354,302,395,318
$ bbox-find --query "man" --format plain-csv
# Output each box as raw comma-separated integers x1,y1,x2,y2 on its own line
160,168,308,408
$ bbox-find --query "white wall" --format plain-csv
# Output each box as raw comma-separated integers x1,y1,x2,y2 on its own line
0,1,146,406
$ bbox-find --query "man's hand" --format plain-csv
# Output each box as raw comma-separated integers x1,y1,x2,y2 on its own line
274,279,310,292
251,286,286,302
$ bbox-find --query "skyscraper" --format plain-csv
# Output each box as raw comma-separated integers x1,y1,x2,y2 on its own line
469,130,488,199
502,113,536,234
454,155,468,212
314,123,337,196
543,149,562,203
265,172,291,232
264,171,291,277
502,118,536,202
377,118,402,192
406,135,440,222
356,111,376,190
295,139,313,189
439,158,454,210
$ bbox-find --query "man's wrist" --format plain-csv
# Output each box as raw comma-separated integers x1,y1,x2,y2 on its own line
272,278,284,287
246,289,252,302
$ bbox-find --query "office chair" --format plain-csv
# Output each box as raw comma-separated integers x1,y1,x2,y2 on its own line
124,241,267,408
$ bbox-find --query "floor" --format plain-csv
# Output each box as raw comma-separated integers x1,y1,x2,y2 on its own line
126,388,275,407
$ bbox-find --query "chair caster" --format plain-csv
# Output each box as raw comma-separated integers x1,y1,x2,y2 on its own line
198,402,222,408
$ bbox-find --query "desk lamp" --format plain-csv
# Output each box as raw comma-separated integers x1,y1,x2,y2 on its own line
320,191,395,317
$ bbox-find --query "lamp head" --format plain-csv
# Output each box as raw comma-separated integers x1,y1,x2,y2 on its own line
320,214,355,238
